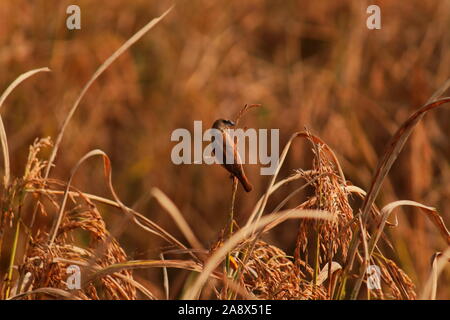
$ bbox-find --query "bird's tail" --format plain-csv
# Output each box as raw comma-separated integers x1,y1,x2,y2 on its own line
237,174,253,192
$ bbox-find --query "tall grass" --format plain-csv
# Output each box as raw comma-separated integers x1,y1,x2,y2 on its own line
0,1,449,300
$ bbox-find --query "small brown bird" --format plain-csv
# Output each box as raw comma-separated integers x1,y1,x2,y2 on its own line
211,119,253,192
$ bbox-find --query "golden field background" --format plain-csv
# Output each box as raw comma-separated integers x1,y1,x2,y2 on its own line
0,0,449,298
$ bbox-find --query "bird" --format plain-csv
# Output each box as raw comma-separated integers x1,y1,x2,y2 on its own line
211,119,253,192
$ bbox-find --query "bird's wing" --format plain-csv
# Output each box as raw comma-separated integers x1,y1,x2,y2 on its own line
223,130,243,166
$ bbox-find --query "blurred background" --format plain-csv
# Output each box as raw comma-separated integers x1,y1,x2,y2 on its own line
0,0,449,298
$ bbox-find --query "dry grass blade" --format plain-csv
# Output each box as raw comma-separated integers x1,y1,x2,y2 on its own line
0,68,51,111
234,104,261,126
317,262,342,286
28,187,195,259
151,187,203,250
0,118,9,186
430,253,439,300
420,247,450,299
347,98,450,299
52,258,156,299
350,96,450,299
0,67,50,185
8,287,82,300
48,149,191,256
48,149,109,245
245,132,304,228
184,209,334,299
247,172,304,224
270,172,334,215
370,200,450,257
160,253,170,300
43,6,174,179
246,131,344,230
422,209,450,246
359,97,450,225
88,259,210,284
426,78,450,104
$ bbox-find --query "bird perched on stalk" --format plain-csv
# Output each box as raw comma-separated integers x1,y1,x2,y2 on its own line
211,119,253,192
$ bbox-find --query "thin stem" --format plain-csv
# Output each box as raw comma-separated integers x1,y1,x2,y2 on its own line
4,210,21,299
313,229,320,287
225,177,238,299
229,178,238,240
